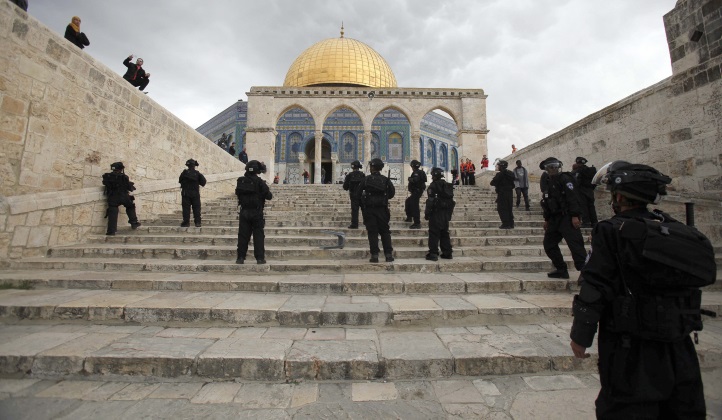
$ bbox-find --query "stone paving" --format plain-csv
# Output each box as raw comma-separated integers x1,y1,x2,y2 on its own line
0,369,720,419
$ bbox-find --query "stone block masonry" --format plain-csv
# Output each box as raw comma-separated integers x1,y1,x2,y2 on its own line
505,0,722,244
0,0,246,262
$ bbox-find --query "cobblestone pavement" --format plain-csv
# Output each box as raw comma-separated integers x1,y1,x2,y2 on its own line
0,368,720,419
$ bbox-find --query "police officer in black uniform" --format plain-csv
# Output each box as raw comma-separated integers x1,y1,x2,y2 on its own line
102,162,141,235
179,159,207,228
539,157,586,278
355,158,395,263
571,161,714,419
404,160,427,229
571,156,598,228
424,167,454,261
342,160,365,229
235,160,273,264
490,160,515,229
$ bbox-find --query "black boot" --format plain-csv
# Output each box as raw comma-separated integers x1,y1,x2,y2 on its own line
385,254,394,262
547,268,570,279
369,254,379,263
425,253,438,261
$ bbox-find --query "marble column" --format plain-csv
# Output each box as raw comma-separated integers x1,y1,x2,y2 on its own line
362,131,371,168
314,130,322,184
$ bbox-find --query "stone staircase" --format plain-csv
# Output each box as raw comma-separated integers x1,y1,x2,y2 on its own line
0,184,720,387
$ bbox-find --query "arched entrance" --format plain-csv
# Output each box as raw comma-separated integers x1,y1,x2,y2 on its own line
305,138,333,184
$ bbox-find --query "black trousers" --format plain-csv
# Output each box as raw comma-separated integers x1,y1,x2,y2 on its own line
461,173,468,185
468,173,475,185
237,209,265,261
404,190,423,224
181,193,201,224
349,196,361,227
543,215,586,270
106,194,138,234
578,187,598,226
496,189,514,227
363,206,393,256
595,330,706,419
428,210,452,256
515,187,529,208
124,76,149,91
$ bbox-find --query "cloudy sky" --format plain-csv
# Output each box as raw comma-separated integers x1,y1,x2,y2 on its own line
30,0,676,161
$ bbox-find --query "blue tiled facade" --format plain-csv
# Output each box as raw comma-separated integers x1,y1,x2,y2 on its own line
196,103,459,172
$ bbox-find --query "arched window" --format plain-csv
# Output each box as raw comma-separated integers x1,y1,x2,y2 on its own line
371,133,380,159
341,132,356,162
450,148,459,170
439,144,448,169
388,132,402,162
288,132,302,162
426,139,435,167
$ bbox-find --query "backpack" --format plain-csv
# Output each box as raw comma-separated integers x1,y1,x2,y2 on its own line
609,211,716,342
235,176,260,209
102,172,124,196
344,171,364,192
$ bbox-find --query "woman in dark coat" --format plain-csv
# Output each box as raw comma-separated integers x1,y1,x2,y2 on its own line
64,16,90,49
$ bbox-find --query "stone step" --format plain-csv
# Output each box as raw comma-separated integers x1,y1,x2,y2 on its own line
45,245,580,260
87,233,547,247
135,226,550,237
9,256,583,274
147,219,553,228
1,288,720,328
0,320,720,381
2,270,719,293
0,270,576,293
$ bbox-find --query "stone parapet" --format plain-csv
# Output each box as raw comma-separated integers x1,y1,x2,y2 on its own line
0,0,246,261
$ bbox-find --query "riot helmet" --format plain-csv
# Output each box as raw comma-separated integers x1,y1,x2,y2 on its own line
592,160,671,204
410,160,421,168
245,160,261,173
185,159,199,167
496,160,508,170
258,161,267,174
539,157,563,171
369,158,384,170
575,157,588,165
430,167,444,180
110,162,125,171
351,160,362,169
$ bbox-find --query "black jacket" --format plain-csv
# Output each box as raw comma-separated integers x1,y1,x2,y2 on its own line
64,25,89,49
179,169,207,195
490,169,515,192
123,57,148,83
541,172,581,220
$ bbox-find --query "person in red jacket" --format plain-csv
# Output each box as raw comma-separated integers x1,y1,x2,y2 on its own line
122,55,150,92
480,155,489,171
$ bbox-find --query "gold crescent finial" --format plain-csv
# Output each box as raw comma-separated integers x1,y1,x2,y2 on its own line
340,22,344,38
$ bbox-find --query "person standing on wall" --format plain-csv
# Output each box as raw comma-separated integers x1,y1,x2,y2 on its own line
64,16,89,49
102,162,141,235
513,160,530,211
343,160,365,229
404,160,427,229
356,158,395,263
490,160,515,229
539,157,586,278
480,155,489,172
235,160,272,264
571,160,715,419
572,156,599,228
179,159,206,228
424,167,455,261
122,55,150,92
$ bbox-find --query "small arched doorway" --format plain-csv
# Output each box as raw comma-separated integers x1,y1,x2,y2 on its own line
305,138,333,184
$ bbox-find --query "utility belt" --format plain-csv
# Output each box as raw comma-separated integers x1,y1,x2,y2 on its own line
363,193,388,208
607,288,711,343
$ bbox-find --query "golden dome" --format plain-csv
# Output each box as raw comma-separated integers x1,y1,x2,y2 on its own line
283,34,397,88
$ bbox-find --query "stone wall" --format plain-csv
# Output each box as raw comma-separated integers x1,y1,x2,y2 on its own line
0,1,245,261
501,0,722,243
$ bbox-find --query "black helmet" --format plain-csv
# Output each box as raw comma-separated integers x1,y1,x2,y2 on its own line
497,160,508,169
258,162,267,174
369,158,384,169
592,160,671,204
110,162,124,171
430,167,444,179
351,160,362,169
245,160,261,173
410,159,421,168
575,157,588,165
185,159,199,167
539,157,563,170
